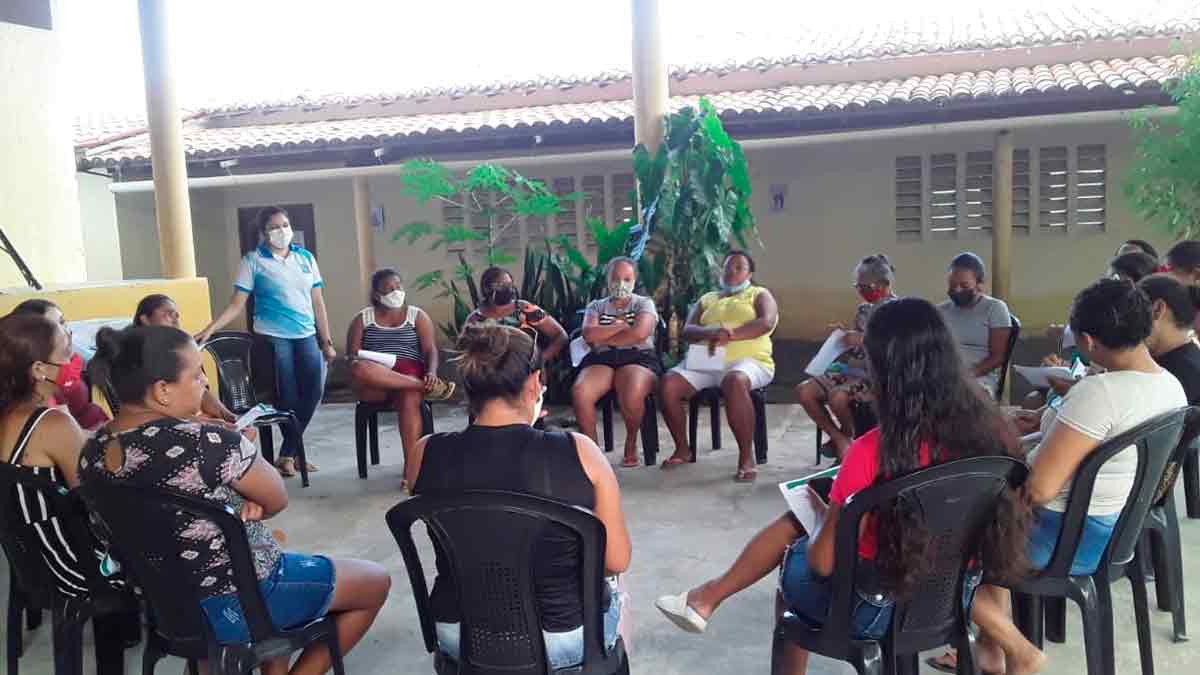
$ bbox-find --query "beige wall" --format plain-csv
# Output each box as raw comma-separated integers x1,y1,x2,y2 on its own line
76,173,123,281
0,2,88,287
111,116,1166,343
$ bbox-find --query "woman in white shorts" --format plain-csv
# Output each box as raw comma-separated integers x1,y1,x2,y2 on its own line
659,250,779,482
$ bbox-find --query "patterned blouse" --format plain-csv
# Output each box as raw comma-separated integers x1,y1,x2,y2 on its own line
78,418,282,600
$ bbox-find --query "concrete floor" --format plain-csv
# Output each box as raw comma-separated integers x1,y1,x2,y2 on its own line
5,401,1200,674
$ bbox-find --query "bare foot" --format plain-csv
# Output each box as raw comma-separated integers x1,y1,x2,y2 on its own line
1007,643,1047,675
977,641,1006,674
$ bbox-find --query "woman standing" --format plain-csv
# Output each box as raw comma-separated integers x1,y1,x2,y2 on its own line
465,266,568,363
197,206,334,478
347,268,453,477
572,257,662,467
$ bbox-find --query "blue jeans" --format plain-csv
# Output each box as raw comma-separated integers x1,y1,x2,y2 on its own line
1028,507,1119,575
200,553,336,644
435,586,622,669
265,335,326,458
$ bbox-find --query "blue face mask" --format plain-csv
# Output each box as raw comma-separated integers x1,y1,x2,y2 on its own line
721,279,751,295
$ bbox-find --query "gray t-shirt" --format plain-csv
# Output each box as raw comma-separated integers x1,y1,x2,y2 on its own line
584,294,658,352
937,294,1013,395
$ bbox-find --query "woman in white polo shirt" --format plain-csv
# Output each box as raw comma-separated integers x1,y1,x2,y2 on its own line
197,206,335,477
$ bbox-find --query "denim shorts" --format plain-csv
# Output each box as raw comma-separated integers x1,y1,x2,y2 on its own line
201,552,336,644
436,584,622,670
779,538,981,640
1028,507,1118,575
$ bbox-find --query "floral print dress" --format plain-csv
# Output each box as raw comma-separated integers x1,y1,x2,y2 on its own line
812,300,890,402
78,418,282,600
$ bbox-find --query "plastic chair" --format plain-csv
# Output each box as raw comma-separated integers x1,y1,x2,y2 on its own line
354,400,435,479
1009,407,1192,675
0,464,138,675
770,455,1029,675
686,387,769,464
77,482,345,675
386,490,629,675
1182,445,1199,519
994,314,1022,402
201,331,312,487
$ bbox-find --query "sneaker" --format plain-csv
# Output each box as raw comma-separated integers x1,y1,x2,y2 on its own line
425,378,456,401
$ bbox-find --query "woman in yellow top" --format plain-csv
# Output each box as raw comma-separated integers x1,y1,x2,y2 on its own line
660,250,778,481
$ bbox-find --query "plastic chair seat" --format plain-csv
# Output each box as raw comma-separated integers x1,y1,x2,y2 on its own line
354,400,435,479
596,390,660,466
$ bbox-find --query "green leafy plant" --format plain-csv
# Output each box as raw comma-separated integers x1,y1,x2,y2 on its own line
1125,54,1200,238
629,98,759,354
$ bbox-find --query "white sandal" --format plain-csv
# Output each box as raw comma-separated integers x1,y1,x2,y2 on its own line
654,592,708,634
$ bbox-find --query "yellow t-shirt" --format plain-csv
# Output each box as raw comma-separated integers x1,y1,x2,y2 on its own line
697,285,775,372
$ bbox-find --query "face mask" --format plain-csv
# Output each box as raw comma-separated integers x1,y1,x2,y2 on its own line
530,385,546,427
859,287,888,304
379,289,406,309
721,279,751,295
267,226,293,250
54,354,83,391
490,285,516,306
609,279,634,299
948,289,976,307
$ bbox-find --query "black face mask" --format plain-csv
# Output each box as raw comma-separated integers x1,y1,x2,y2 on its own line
490,285,517,306
948,289,976,307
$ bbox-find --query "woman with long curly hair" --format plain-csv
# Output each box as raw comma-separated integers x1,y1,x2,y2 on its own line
655,297,1030,674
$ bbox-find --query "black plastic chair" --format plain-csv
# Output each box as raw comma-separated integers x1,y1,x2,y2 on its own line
77,481,345,675
386,490,629,675
0,464,138,675
814,401,877,465
687,386,768,464
569,320,666,467
993,314,1021,402
201,331,312,487
1182,444,1199,519
1009,407,1192,675
354,400,435,479
770,455,1028,675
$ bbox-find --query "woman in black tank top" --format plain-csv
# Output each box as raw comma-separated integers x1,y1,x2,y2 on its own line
407,322,631,669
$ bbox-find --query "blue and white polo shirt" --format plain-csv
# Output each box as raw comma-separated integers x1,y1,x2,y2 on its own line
234,244,324,339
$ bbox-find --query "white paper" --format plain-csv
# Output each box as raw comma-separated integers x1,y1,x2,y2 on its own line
234,403,277,430
804,329,851,377
1020,431,1044,448
1061,325,1076,350
1013,365,1075,389
356,349,397,369
570,336,591,368
778,465,839,534
685,344,726,371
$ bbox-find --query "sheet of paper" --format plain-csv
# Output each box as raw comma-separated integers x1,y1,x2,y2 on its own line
1020,431,1044,448
1013,365,1074,389
779,483,830,536
685,344,726,371
570,336,590,368
804,329,850,377
234,403,277,430
356,349,397,369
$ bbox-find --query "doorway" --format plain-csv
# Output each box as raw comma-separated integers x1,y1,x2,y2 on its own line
235,204,318,334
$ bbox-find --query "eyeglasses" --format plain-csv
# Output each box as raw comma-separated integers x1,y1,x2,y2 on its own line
853,283,878,292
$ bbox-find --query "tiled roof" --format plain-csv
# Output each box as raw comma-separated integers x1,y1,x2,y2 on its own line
80,55,1186,168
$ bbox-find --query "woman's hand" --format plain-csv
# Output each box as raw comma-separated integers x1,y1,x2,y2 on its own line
194,328,213,345
239,500,266,522
843,330,864,348
240,426,258,443
1046,375,1077,396
322,343,337,363
1012,410,1041,435
423,372,438,392
1042,353,1067,367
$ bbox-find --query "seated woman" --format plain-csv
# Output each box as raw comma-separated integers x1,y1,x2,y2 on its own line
406,322,631,670
796,254,896,459
1107,250,1158,283
937,252,1013,397
963,279,1186,675
654,298,1030,675
660,250,779,482
1164,240,1200,332
132,293,242,428
1142,275,1200,403
466,266,568,363
10,299,108,431
80,325,391,675
0,313,138,673
572,256,662,467
347,269,453,478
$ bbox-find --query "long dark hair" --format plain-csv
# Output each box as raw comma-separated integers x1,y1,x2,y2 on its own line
133,294,174,326
92,325,193,406
453,321,541,416
864,298,1028,595
0,314,61,413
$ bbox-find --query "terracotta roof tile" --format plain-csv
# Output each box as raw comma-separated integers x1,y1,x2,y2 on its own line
80,55,1187,167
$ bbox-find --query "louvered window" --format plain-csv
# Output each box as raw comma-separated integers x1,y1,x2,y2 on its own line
1076,145,1107,231
525,177,549,246
1013,149,1031,235
962,149,1031,236
580,175,605,251
551,177,579,248
612,173,637,225
442,199,467,255
894,156,922,241
1039,146,1069,233
929,153,958,235
492,193,520,259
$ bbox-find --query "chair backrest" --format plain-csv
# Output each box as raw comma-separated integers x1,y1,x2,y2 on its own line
201,331,262,414
386,490,619,675
1039,407,1190,577
995,314,1021,400
0,464,108,608
76,481,276,650
819,456,1028,656
1153,408,1200,507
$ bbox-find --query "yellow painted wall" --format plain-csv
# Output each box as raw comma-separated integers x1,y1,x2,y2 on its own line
0,277,213,331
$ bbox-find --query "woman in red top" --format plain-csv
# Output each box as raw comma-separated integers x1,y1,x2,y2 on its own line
656,297,1030,674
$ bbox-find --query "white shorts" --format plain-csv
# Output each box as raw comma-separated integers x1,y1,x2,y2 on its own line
671,358,774,392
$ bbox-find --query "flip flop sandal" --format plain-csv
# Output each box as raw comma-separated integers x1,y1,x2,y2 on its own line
734,468,758,483
660,456,691,470
925,654,957,674
655,592,708,633
621,456,641,468
275,457,297,478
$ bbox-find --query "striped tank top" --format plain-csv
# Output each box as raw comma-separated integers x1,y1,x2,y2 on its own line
360,305,424,364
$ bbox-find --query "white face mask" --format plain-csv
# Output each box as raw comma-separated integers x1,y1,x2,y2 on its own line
530,384,546,427
721,279,751,295
267,226,293,250
608,279,635,300
379,289,406,309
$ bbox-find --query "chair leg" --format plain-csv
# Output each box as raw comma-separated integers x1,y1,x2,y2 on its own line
7,580,21,674
641,395,659,467
754,393,768,465
1160,499,1188,641
327,622,346,675
688,398,700,457
368,411,381,466
1045,596,1067,644
421,402,435,436
601,398,615,454
51,608,84,675
1184,448,1200,519
815,427,824,465
93,612,127,675
1012,591,1044,650
1069,577,1113,675
957,627,981,675
354,405,369,479
260,426,275,465
709,399,721,450
1128,564,1156,675
292,421,311,488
